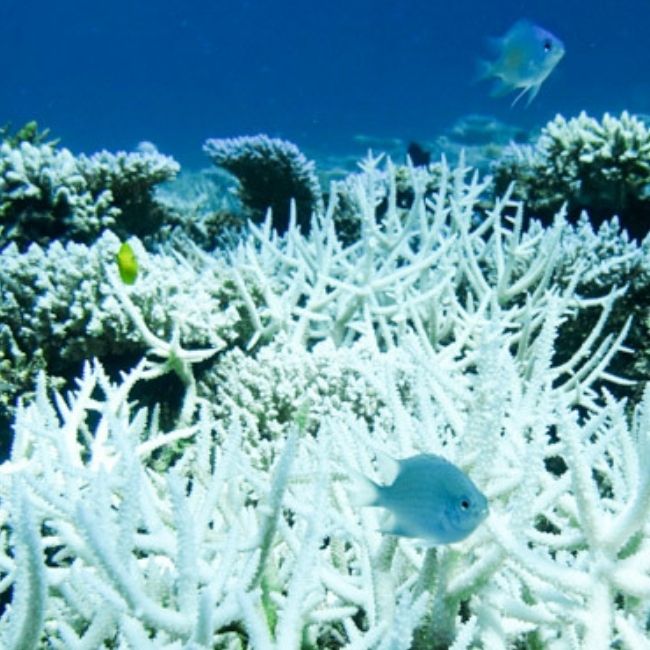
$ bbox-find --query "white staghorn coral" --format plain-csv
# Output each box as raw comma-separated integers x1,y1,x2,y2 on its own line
0,155,648,648
227,153,633,375
1,333,647,648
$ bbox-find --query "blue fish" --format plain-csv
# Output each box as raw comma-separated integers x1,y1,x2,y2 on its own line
478,20,565,106
354,453,489,544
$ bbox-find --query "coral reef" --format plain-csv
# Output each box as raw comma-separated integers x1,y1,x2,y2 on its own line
76,145,181,238
203,134,323,233
0,154,649,648
0,138,179,249
0,230,241,429
550,214,650,406
154,168,250,251
493,111,650,239
0,120,58,148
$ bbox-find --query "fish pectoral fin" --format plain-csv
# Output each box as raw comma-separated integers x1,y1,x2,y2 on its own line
378,512,408,537
511,82,541,107
524,82,542,106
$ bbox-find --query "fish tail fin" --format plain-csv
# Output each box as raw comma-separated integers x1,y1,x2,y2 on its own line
473,58,493,84
490,78,514,98
485,35,504,56
347,467,381,507
378,512,405,537
373,448,400,484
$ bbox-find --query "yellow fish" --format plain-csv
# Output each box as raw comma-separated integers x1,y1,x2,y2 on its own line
116,241,138,285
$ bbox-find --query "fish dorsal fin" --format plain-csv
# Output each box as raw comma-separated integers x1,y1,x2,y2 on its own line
374,449,400,485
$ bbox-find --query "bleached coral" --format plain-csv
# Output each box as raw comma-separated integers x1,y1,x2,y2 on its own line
228,153,634,369
204,134,323,232
493,111,650,239
538,111,650,200
154,168,247,250
0,155,648,649
76,147,180,238
0,323,647,648
0,141,117,246
0,140,179,248
0,230,240,423
205,334,384,443
556,213,650,289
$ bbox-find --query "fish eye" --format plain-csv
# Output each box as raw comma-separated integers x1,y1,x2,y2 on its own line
460,498,470,511
543,39,553,52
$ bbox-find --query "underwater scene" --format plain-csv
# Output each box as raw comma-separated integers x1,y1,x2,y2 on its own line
1,0,650,648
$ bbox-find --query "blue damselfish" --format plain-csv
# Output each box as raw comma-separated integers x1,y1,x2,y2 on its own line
356,453,488,544
478,19,565,106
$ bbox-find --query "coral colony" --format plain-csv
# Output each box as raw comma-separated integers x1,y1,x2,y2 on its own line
0,114,649,648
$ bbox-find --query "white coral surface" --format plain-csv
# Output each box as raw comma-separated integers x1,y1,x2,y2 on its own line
0,156,648,649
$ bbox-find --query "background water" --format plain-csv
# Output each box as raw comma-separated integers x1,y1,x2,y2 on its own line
2,0,649,167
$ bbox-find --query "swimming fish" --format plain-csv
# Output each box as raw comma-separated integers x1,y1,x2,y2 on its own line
354,453,489,544
116,241,138,285
478,20,565,106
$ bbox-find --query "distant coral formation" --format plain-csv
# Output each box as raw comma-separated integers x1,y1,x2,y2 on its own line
203,134,323,232
493,111,650,239
0,135,179,248
154,167,248,250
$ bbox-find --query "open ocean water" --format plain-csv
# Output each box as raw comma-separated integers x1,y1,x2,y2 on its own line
2,0,649,168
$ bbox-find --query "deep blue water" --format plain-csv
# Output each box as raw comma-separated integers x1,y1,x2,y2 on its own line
2,0,649,167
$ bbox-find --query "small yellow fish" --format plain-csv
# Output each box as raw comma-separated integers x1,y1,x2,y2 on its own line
116,241,138,285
